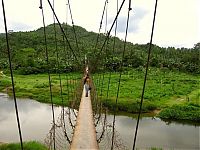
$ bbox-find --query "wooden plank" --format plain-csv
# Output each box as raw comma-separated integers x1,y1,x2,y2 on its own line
70,87,99,150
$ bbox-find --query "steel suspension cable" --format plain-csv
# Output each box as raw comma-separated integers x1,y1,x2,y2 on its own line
100,1,109,98
62,35,72,104
111,0,132,149
110,1,119,148
93,0,126,69
66,0,81,105
63,3,79,121
94,0,108,50
52,0,68,142
67,0,81,58
62,36,76,130
92,0,108,109
46,0,81,65
106,0,118,102
1,0,24,149
132,0,158,149
39,1,56,149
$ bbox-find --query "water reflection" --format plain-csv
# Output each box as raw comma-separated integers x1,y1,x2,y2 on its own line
45,107,77,150
0,93,61,143
0,93,199,149
96,112,199,150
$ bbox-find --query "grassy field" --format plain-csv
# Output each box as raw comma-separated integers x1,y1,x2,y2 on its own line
92,68,200,121
0,68,199,121
0,72,82,106
0,141,47,150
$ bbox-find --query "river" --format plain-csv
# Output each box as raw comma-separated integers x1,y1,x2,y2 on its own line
0,93,199,149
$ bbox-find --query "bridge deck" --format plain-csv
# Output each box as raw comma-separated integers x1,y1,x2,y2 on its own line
70,87,98,150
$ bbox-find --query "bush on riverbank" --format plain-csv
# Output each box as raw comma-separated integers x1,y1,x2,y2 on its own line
158,104,200,121
0,76,11,91
0,141,48,150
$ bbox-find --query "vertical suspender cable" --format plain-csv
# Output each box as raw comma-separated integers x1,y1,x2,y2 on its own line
46,0,80,65
100,0,108,98
106,0,118,101
67,0,81,59
1,1,24,149
111,0,132,149
94,0,126,67
63,2,78,122
63,36,75,131
94,0,108,50
95,1,109,123
52,0,69,142
110,0,118,149
92,0,108,109
39,0,56,149
132,0,158,149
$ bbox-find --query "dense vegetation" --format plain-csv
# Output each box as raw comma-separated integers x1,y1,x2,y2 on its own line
0,141,48,150
92,68,199,121
0,23,199,74
0,24,199,121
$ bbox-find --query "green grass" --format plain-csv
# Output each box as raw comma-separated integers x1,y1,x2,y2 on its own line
158,104,200,121
0,73,82,106
92,68,200,121
0,141,48,150
0,68,199,121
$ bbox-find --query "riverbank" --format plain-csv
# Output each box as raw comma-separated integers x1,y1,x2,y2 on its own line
93,68,200,122
0,141,48,150
0,73,82,106
0,69,199,122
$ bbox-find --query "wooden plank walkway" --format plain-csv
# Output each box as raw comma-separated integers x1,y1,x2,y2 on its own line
70,86,99,150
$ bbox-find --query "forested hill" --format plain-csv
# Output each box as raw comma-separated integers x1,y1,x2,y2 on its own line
0,23,199,74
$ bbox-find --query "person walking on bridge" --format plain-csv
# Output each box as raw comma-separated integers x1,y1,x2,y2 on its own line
84,74,91,97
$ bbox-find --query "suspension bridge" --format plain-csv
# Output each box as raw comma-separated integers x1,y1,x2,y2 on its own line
1,0,159,149
71,73,98,150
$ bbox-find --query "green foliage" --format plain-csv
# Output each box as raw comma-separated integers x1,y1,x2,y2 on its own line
0,141,48,150
93,68,200,120
0,23,199,122
0,73,82,106
0,78,11,87
158,104,200,121
0,24,199,74
0,76,11,90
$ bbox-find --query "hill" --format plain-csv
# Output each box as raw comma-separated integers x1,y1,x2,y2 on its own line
0,23,199,74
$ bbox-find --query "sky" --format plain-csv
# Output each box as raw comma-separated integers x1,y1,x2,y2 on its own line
0,0,199,48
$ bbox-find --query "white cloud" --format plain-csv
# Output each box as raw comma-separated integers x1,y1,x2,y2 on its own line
0,0,199,48
153,0,200,48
